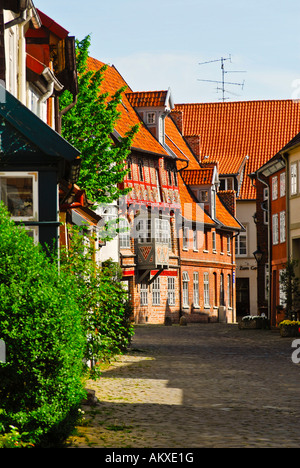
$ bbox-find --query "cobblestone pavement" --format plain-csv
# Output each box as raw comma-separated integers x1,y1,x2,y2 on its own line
69,323,300,448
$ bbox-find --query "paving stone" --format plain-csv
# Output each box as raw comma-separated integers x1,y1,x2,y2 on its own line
69,324,300,448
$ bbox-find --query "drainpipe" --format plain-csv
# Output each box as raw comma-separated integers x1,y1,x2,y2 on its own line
282,152,290,261
256,170,271,321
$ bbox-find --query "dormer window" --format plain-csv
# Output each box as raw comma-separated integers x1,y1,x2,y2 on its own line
147,112,156,124
219,177,234,191
199,190,208,202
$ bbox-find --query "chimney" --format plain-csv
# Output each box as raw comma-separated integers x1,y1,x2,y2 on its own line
218,190,237,218
171,110,184,134
184,135,201,161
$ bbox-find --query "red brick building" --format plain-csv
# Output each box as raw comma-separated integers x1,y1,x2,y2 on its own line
86,58,244,324
255,155,287,326
172,100,300,319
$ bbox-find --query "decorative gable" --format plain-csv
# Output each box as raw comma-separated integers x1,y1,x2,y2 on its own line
126,88,174,145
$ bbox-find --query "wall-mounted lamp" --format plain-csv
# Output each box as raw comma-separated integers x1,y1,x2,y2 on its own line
253,246,263,263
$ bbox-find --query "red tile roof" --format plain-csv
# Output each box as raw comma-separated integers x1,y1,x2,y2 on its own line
181,168,214,186
216,194,241,230
126,91,169,108
178,175,214,225
87,57,169,157
173,100,300,200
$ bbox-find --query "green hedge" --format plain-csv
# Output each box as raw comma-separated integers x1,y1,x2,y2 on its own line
0,204,86,446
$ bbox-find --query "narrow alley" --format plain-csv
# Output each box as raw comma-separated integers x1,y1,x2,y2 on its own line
70,323,300,448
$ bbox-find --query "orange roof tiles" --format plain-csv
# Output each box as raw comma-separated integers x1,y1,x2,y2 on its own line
173,100,300,200
87,57,169,157
126,91,169,108
181,168,214,186
178,175,214,225
165,116,195,162
216,194,241,230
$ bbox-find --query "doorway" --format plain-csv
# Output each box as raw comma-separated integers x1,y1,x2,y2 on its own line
236,277,250,318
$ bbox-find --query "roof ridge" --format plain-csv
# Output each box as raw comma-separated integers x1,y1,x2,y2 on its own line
174,98,295,107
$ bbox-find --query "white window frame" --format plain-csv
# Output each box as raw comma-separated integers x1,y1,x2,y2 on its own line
227,234,231,254
263,187,269,225
183,226,189,250
280,211,286,243
193,228,198,251
272,176,278,200
152,277,160,306
212,231,217,252
0,171,38,221
280,172,286,198
147,112,156,124
24,226,39,244
291,163,297,195
119,217,131,249
167,277,176,306
135,217,151,243
279,269,286,306
272,213,279,245
182,271,189,307
204,272,210,307
193,272,199,307
155,218,171,245
235,227,247,256
140,282,148,306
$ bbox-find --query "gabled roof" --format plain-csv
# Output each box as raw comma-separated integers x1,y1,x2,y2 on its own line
36,9,69,39
126,90,173,109
216,194,242,230
173,100,300,200
178,175,215,226
87,57,169,158
181,168,214,186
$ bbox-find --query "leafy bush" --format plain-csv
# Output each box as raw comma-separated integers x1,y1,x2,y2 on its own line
60,227,134,376
0,204,86,446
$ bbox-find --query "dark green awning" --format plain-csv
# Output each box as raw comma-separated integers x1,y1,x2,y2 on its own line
0,84,80,162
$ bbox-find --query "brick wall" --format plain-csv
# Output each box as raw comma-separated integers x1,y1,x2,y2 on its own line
179,226,236,323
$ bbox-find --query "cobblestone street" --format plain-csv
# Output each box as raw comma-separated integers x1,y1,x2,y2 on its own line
70,323,300,448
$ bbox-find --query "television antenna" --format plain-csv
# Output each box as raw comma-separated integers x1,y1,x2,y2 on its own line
198,55,246,101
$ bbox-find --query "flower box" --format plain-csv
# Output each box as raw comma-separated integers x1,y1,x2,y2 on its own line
238,315,269,330
279,320,300,337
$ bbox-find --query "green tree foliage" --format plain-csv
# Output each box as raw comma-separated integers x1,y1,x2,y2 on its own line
0,204,86,446
59,35,139,205
59,226,134,377
279,259,300,320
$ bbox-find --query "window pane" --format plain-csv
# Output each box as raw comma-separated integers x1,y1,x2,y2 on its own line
0,176,33,218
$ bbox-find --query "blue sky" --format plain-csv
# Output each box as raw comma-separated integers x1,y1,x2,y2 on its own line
35,0,300,103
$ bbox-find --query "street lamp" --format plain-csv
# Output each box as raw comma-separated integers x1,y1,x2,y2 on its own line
253,246,263,263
